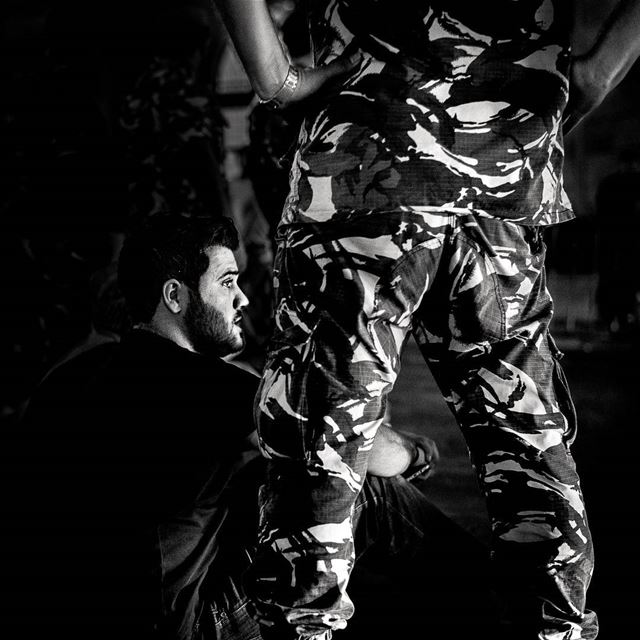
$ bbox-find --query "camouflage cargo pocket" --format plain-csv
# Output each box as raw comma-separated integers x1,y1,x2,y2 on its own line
449,218,551,345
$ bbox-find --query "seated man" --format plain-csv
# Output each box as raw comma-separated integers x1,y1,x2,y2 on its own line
7,214,495,640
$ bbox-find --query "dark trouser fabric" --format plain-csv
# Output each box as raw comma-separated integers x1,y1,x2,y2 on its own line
247,210,597,639
201,460,496,640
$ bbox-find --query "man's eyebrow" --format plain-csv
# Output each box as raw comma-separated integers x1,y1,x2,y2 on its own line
218,268,240,279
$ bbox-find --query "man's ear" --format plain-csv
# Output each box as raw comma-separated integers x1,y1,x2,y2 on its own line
161,279,185,314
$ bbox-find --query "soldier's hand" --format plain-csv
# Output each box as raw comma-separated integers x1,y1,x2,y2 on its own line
401,434,440,483
266,50,362,109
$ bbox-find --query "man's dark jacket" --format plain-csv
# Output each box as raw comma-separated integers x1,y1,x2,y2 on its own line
5,330,258,640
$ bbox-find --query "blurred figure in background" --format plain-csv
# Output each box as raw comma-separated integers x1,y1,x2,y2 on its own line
119,0,230,224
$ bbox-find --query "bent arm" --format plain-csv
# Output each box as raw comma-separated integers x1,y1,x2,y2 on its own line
566,0,640,133
213,0,290,100
585,0,640,92
212,0,360,107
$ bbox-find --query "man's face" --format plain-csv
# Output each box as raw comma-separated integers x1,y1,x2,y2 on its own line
184,245,249,358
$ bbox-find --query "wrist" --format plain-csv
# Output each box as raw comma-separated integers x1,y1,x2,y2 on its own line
258,65,300,108
401,440,433,482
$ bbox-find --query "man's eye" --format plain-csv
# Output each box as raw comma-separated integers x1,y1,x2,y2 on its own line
222,280,234,289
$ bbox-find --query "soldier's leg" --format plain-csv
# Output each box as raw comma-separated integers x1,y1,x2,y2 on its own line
247,212,451,638
413,216,598,639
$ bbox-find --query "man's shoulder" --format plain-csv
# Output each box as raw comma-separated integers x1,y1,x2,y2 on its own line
199,356,260,408
219,356,260,387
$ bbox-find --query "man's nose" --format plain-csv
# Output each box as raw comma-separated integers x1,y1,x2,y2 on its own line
236,287,249,309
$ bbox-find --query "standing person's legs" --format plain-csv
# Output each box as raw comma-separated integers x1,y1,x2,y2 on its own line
247,211,452,637
198,457,496,640
413,217,598,639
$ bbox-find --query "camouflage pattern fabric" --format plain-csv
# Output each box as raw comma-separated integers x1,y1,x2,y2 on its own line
246,2,596,639
282,0,573,228
249,211,597,639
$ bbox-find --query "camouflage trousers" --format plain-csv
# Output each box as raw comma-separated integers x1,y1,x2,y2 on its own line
249,210,598,640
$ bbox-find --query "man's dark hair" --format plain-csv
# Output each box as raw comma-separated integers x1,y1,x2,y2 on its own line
118,215,239,323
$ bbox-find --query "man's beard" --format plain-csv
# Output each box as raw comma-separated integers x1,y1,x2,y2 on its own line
184,292,244,358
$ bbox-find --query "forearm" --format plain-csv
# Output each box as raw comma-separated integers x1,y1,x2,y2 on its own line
579,0,640,92
213,0,290,99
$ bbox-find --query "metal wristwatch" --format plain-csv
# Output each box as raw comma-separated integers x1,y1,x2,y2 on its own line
259,65,300,109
